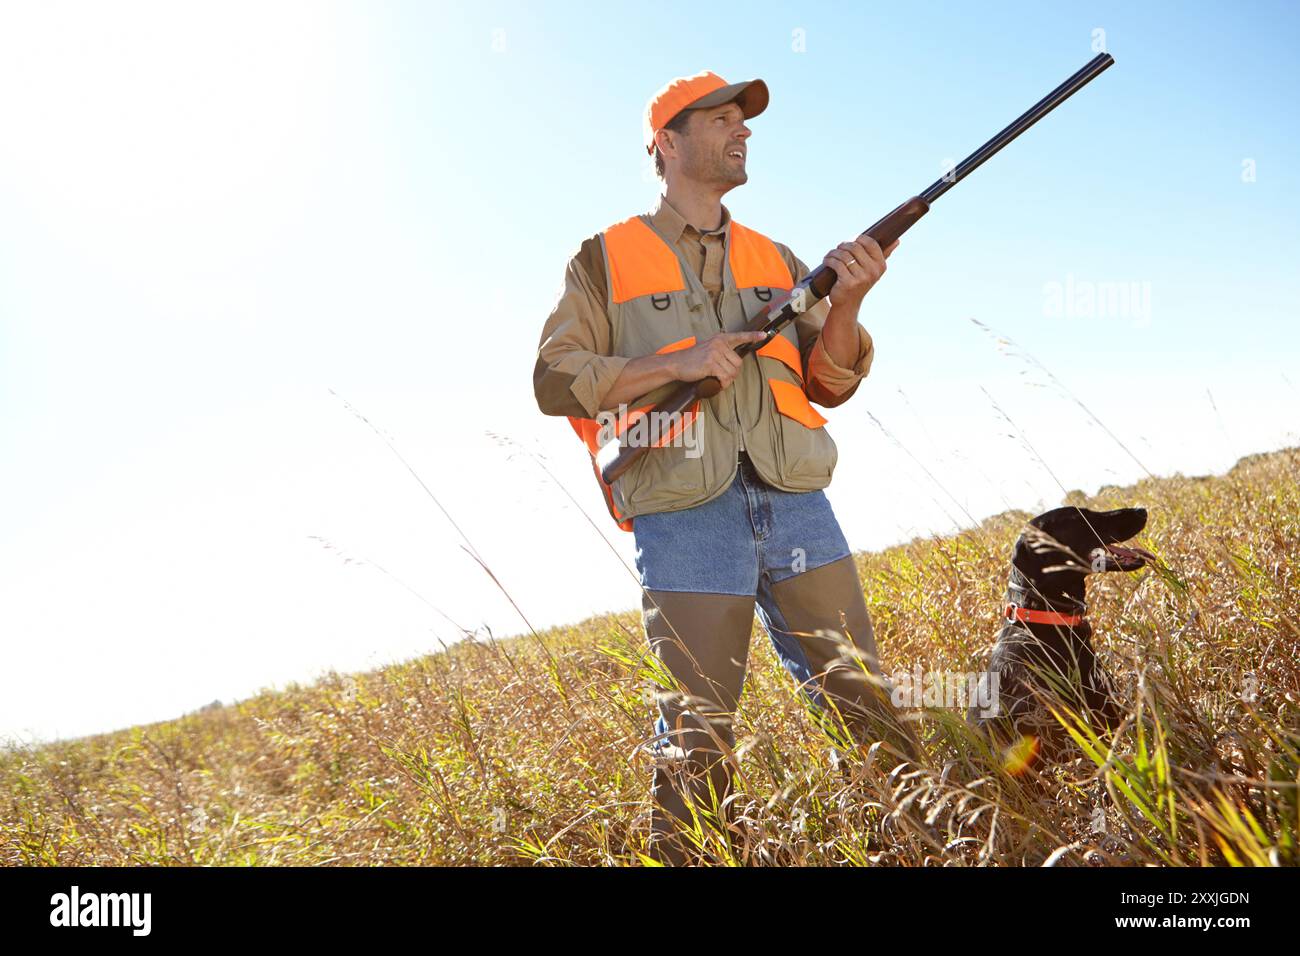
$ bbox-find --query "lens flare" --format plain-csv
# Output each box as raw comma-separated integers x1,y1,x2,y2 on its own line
1003,735,1040,775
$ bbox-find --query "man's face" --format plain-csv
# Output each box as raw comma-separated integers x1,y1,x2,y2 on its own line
671,102,751,189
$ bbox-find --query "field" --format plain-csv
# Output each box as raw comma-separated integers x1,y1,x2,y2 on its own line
3,446,1297,866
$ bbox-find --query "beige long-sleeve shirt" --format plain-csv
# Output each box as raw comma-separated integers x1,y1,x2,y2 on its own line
534,194,875,419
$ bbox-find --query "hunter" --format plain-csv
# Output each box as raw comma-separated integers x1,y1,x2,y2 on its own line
533,70,914,864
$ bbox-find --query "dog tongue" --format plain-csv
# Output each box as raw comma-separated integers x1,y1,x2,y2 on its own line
1106,544,1155,569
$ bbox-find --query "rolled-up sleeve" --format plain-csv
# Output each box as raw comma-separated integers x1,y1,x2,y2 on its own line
778,247,875,408
533,240,629,419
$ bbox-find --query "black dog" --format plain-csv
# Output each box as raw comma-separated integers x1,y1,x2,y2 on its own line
968,506,1154,752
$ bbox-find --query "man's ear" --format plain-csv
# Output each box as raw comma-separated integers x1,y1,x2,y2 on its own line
655,127,677,162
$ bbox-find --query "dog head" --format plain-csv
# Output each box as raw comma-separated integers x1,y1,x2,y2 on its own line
1013,506,1154,603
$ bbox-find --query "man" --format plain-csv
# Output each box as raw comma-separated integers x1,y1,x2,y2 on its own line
533,70,915,864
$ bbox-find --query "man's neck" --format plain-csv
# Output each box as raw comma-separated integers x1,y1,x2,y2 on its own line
663,178,728,233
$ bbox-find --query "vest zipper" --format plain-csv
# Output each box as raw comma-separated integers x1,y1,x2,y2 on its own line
643,216,746,459
712,289,743,454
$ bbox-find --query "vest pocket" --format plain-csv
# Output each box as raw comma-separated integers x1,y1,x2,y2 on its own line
768,378,828,429
616,404,709,513
762,368,837,487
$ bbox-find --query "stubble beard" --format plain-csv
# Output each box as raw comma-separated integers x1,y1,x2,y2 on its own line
682,145,747,189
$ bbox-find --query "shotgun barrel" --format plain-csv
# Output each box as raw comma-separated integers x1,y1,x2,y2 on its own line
598,53,1115,485
920,52,1115,205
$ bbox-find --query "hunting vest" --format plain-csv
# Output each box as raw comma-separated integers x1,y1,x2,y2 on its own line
568,213,839,530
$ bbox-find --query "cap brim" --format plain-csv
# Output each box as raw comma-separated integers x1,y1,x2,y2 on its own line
685,78,769,119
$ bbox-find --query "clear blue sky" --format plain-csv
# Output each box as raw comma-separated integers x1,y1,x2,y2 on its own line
1,0,1296,745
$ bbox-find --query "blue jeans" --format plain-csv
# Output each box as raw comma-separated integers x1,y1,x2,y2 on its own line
635,454,853,744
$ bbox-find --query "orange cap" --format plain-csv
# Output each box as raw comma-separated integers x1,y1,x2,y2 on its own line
643,70,769,156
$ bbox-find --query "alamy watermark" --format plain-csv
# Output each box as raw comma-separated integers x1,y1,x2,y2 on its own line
890,666,999,717
595,403,703,458
1043,273,1152,326
50,886,151,936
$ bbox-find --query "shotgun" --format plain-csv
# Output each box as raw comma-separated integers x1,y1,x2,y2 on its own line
598,52,1115,484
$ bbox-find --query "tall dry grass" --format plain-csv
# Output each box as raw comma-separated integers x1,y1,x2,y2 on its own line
3,444,1296,866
